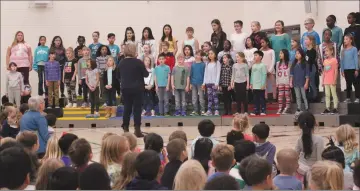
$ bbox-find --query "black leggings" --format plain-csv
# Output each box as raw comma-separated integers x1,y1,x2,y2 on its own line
344,69,360,99
221,86,232,115
235,82,248,113
89,87,100,114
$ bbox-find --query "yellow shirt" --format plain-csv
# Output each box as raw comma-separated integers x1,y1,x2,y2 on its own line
165,37,177,53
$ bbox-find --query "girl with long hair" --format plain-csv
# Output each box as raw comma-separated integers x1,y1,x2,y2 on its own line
270,20,291,62
159,24,178,55
33,36,49,96
210,19,227,54
276,49,291,114
50,36,66,97
138,27,156,58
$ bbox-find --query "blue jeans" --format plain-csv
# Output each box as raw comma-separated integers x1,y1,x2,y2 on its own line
143,89,154,112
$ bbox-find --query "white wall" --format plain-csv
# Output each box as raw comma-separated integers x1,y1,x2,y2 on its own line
1,1,358,94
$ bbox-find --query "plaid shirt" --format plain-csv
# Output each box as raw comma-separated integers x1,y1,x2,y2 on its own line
220,64,232,87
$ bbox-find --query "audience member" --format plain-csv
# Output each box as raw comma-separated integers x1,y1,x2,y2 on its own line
193,137,214,175
102,132,116,141
169,130,188,142
309,160,344,190
0,106,19,138
353,160,360,190
144,133,167,165
123,132,140,152
113,152,138,190
42,135,62,161
252,123,276,165
68,138,92,173
204,174,240,190
239,154,259,189
79,163,111,190
48,167,78,190
173,159,207,190
191,119,218,158
19,103,29,115
58,133,78,166
244,155,273,190
230,114,253,142
45,113,56,135
35,158,64,190
208,144,235,181
0,137,16,146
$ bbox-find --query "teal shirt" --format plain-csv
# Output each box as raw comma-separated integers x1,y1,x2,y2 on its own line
322,26,343,51
250,63,267,89
33,45,49,71
89,43,102,60
270,34,291,62
108,44,120,64
154,64,170,87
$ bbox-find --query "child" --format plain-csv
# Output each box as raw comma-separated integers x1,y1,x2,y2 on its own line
232,52,249,114
290,37,300,64
103,57,117,118
137,27,157,59
157,41,175,71
205,174,240,190
193,138,214,175
6,62,24,107
48,167,79,190
290,48,310,114
341,34,359,103
79,163,111,190
172,54,190,116
183,45,195,70
58,133,78,167
249,21,267,50
244,37,258,69
45,51,61,109
260,37,276,100
211,19,227,54
173,159,208,190
273,149,303,190
203,49,221,116
244,155,273,190
0,106,19,138
168,130,188,143
107,33,120,65
208,144,236,181
33,36,49,96
45,113,56,135
161,138,188,189
191,119,219,158
217,40,236,62
309,161,344,190
323,15,343,54
20,84,32,105
123,132,140,152
137,44,155,68
276,49,292,114
228,114,253,142
142,56,155,116
89,31,102,60
50,36,66,97
112,152,138,190
202,41,212,63
42,135,63,162
154,53,171,116
122,27,136,45
270,20,291,63
35,158,65,190
230,20,248,53
219,54,233,115
182,27,199,53
100,135,130,186
301,18,321,50
74,36,85,60
63,47,78,108
190,50,206,116
16,131,40,153
250,50,267,116
321,46,339,114
159,24,178,55
68,138,93,173
335,124,360,170
96,45,111,104
304,35,319,102
144,133,168,166
85,59,100,118
319,29,338,64
252,123,276,166
77,47,91,107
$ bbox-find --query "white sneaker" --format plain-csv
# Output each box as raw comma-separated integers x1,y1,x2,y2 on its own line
260,112,266,116
66,103,72,108
151,110,155,116
47,106,52,109
344,98,351,103
141,110,146,116
72,103,77,108
102,103,107,107
355,98,360,103
55,106,60,108
276,109,282,114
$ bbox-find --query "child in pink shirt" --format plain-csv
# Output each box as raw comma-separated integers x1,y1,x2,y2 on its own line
321,46,338,115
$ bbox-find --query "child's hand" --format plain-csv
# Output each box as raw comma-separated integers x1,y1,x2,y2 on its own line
230,83,234,90
341,72,345,77
249,85,252,89
201,85,205,90
304,83,309,90
166,86,169,91
108,85,112,89
155,86,159,92
261,85,265,90
189,84,192,90
214,85,218,90
46,81,49,87
227,86,231,91
218,86,222,91
246,84,249,90
355,70,359,77
185,86,189,92
71,76,75,81
172,84,175,90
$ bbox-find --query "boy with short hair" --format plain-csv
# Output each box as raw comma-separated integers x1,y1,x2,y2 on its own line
171,54,190,116
273,148,303,190
58,133,79,167
230,20,248,53
252,123,276,171
157,41,175,71
45,113,57,135
169,130,188,142
79,163,111,190
16,131,39,153
208,144,236,181
68,138,92,173
45,51,61,109
301,18,321,50
144,133,167,165
204,174,240,190
245,155,274,190
126,150,167,190
161,138,187,189
250,51,267,116
191,119,219,158
190,50,206,116
154,53,171,116
107,33,121,65
49,167,79,190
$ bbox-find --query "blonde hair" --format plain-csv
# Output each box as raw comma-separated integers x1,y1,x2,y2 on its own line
309,160,344,190
42,135,63,161
236,52,247,64
123,132,137,151
276,148,299,175
35,158,64,190
107,57,116,69
336,124,358,153
232,114,249,132
100,135,129,170
252,21,261,28
174,159,207,190
66,47,75,60
305,18,315,25
123,43,137,57
0,137,16,145
11,31,25,47
102,132,116,141
306,35,316,49
112,152,138,190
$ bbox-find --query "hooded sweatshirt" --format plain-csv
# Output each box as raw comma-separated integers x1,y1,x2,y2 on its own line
125,177,168,190
255,141,276,165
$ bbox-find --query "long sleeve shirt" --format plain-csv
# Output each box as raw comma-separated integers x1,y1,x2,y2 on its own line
340,47,359,72
144,68,154,87
262,49,276,74
33,45,49,71
250,63,267,89
232,63,249,83
322,26,343,51
6,71,24,91
244,48,258,68
276,62,291,85
203,61,221,85
270,34,291,62
45,61,61,81
219,63,232,87
190,62,206,85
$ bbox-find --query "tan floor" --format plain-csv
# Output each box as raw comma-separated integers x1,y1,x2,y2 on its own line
53,126,359,162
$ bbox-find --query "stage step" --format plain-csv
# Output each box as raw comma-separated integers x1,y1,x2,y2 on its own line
62,107,107,117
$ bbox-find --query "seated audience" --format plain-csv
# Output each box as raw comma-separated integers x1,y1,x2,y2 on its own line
244,155,274,190
48,167,79,190
191,119,218,158
228,114,253,144
354,160,360,190
144,133,167,165
204,174,240,190
113,152,138,190
19,103,29,115
68,138,93,173
208,144,235,181
193,137,214,175
239,154,259,189
42,135,63,162
308,160,344,190
252,123,276,165
79,163,111,190
35,158,64,190
123,132,140,152
1,106,20,138
58,133,78,166
174,159,208,190
0,137,16,146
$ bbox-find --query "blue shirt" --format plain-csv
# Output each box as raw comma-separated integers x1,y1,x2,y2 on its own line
289,49,296,64
290,62,310,87
89,43,102,60
190,62,206,85
33,45,49,71
207,172,226,182
154,64,170,87
108,44,120,64
273,175,302,190
340,47,359,72
301,31,321,50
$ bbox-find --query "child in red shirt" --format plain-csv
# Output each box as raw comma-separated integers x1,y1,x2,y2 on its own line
157,41,175,71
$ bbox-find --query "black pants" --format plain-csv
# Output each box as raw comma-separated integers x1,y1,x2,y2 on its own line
235,82,248,113
221,86,232,115
60,65,65,95
121,88,143,128
344,69,359,99
106,87,117,106
37,65,48,96
143,89,154,112
17,67,29,85
89,87,100,114
253,89,266,114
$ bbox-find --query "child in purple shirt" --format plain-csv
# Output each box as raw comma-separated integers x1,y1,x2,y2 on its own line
58,133,79,167
45,51,61,108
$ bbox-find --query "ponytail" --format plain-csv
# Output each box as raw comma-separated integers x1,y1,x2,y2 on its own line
298,111,315,158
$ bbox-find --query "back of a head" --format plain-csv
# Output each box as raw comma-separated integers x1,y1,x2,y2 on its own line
276,148,299,175
198,119,215,137
239,155,261,186
309,160,344,190
19,103,29,114
35,158,64,190
144,133,164,153
135,150,161,181
210,144,234,172
245,156,272,187
123,132,137,151
353,160,360,188
252,123,270,140
43,135,63,160
298,111,316,158
0,137,17,148
100,135,129,169
234,140,256,163
174,159,207,190
0,146,31,190
167,138,186,161
204,174,240,190
335,124,358,153
79,163,111,190
226,131,244,146
232,114,249,132
321,146,345,169
68,138,92,167
194,137,213,172
45,113,57,127
48,167,78,190
58,133,78,155
16,131,38,151
169,130,188,142
113,152,139,190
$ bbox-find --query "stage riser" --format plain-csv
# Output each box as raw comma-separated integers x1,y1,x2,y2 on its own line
339,115,360,127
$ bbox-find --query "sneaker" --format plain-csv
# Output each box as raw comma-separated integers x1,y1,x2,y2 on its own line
214,110,220,116
66,103,72,108
260,112,266,116
205,110,212,116
94,112,100,118
164,112,171,117
355,98,360,103
201,111,206,116
282,107,290,114
86,114,94,118
102,103,107,107
47,106,52,109
321,109,331,115
190,111,198,116
331,109,339,115
344,98,351,103
295,109,301,115
276,109,282,114
141,110,146,116
175,110,181,116
151,110,155,116
72,103,77,108
55,106,60,109
181,111,186,116
250,112,256,116
81,103,86,108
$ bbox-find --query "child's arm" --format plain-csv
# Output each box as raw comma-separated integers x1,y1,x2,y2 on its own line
231,65,235,88
154,72,158,91
186,69,190,91
261,64,267,89
269,50,276,73
194,39,200,52
33,47,38,71
340,49,345,74
304,64,310,89
85,71,91,89
173,39,178,56
28,46,33,71
290,65,294,88
149,69,154,88
96,70,100,87
203,64,208,86
166,72,171,91
77,60,82,83
245,64,250,89
334,62,338,85
215,61,221,87
73,62,78,81
171,69,175,89
275,62,279,86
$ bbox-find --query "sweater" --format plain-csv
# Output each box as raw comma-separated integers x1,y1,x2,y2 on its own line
295,135,324,168
203,61,221,85
161,160,182,189
0,119,19,138
6,71,24,90
250,63,267,89
270,34,291,62
276,62,291,85
232,63,249,83
340,47,359,72
118,58,149,90
45,61,61,81
33,45,49,71
255,141,276,165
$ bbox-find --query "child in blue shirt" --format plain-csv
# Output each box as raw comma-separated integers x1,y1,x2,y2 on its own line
107,33,121,65
154,53,171,116
89,31,102,60
33,36,49,96
301,18,321,50
190,50,206,116
250,51,267,116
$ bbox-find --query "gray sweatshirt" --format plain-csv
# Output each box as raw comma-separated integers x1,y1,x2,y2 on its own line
6,71,24,90
232,63,249,83
276,61,291,85
203,61,221,85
